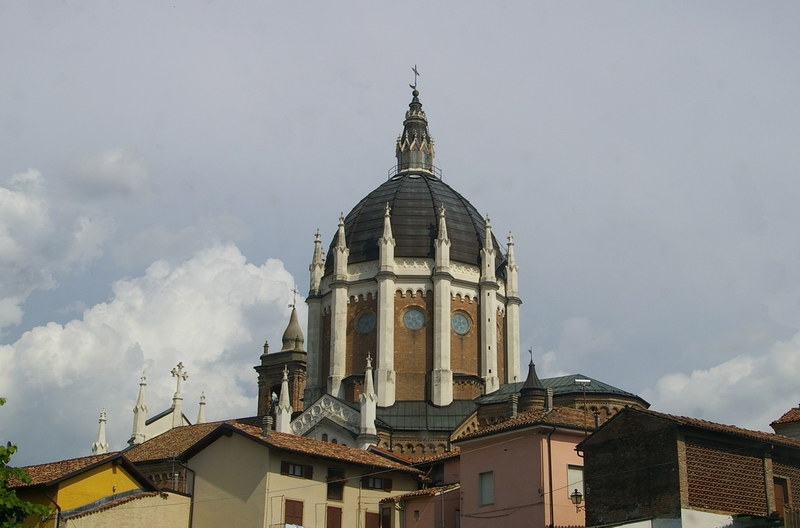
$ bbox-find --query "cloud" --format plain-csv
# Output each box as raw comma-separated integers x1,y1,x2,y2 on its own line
0,169,113,330
66,147,152,197
643,331,800,432
534,317,617,377
0,244,303,465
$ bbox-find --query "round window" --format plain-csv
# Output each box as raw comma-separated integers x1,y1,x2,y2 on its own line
403,308,425,330
452,313,470,335
357,312,376,334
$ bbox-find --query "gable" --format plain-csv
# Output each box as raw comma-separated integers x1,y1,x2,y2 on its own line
303,417,359,447
291,394,360,437
57,461,146,511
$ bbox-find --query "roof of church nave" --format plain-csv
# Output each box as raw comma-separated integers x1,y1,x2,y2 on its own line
124,419,422,474
324,89,503,274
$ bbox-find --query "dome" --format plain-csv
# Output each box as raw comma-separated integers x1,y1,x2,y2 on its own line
325,89,503,274
325,172,502,273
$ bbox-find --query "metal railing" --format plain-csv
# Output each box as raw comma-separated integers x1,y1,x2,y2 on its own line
387,163,442,179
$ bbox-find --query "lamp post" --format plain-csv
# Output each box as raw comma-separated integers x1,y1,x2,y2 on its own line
574,378,591,434
570,488,585,512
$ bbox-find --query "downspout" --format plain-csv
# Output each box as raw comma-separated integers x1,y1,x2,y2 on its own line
184,464,196,528
38,489,61,528
547,425,557,528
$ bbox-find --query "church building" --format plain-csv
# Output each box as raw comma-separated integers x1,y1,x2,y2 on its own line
255,87,648,457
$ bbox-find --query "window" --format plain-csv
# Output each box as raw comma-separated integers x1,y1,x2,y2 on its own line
774,477,790,517
326,506,342,528
285,499,303,525
478,471,494,506
281,461,313,479
362,476,393,491
567,465,584,498
327,468,345,501
366,511,380,528
413,510,420,521
381,507,392,528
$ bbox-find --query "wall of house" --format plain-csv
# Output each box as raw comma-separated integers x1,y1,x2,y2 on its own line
189,432,419,527
402,491,461,528
63,492,190,528
583,414,682,527
684,435,768,517
189,433,270,528
459,428,585,528
56,463,142,511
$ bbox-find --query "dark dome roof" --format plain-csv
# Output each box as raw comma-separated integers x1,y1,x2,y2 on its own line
325,172,502,274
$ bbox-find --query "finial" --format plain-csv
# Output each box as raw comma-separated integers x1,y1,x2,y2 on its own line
314,229,321,242
439,204,446,217
366,352,372,370
140,372,146,384
508,231,514,244
410,64,420,93
200,392,206,403
283,364,289,380
384,202,391,216
289,285,299,309
528,348,533,365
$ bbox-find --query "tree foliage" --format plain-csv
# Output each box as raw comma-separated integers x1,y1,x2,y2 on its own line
0,398,51,527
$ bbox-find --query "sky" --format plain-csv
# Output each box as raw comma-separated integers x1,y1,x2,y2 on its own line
2,1,800,465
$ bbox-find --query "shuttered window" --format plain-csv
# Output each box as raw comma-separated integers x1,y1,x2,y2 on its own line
479,471,494,506
285,499,303,525
280,461,314,479
326,506,342,528
366,511,380,528
361,476,393,491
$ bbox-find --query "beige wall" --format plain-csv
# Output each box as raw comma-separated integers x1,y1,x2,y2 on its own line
188,432,420,528
459,428,586,528
64,493,190,528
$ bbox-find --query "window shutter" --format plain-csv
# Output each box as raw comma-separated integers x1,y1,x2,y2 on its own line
305,465,314,479
383,478,393,492
361,476,368,487
281,461,290,475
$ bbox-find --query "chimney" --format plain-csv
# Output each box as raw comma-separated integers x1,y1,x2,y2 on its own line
262,415,273,438
545,388,553,412
509,394,518,419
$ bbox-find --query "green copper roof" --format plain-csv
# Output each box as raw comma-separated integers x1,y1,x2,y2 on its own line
475,374,647,406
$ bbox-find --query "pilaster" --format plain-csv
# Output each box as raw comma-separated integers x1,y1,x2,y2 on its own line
306,230,325,403
505,232,522,384
432,204,453,406
480,216,500,394
376,204,397,407
329,216,349,398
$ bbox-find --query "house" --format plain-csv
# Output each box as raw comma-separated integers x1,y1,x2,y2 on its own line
9,452,189,528
580,407,800,528
124,419,424,527
453,405,592,528
771,404,800,440
380,451,461,528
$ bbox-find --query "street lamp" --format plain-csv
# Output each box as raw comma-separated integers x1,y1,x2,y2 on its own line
570,488,585,512
574,378,591,434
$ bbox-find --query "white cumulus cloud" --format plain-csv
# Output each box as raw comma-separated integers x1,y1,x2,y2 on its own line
643,331,800,431
0,244,304,465
0,169,113,330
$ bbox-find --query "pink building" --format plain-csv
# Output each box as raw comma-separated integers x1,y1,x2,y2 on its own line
454,405,592,528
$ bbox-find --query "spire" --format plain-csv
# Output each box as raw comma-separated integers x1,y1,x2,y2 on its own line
434,204,451,271
358,354,378,448
379,203,396,272
92,408,108,455
309,229,325,295
336,215,347,250
197,392,206,424
437,204,449,242
396,85,435,176
275,365,293,433
483,215,493,250
333,214,349,280
281,307,305,352
129,373,147,445
171,362,188,429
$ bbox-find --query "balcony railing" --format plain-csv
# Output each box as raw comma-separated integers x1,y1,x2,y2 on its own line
388,163,442,179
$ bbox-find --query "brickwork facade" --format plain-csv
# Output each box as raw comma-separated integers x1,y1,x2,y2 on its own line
684,435,767,516
394,289,433,401
346,293,378,375
450,294,478,376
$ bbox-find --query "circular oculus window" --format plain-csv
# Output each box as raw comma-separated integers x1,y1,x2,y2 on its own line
357,312,376,334
452,313,470,335
403,308,425,330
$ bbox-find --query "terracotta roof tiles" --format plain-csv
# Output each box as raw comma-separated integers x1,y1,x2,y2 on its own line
771,406,800,426
456,406,594,442
9,453,118,488
382,483,460,502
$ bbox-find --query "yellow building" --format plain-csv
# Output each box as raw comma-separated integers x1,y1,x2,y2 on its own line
10,452,189,528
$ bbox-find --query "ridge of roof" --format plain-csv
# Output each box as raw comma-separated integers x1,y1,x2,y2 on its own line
624,408,800,450
771,406,800,426
382,483,460,502
455,406,593,442
9,452,119,488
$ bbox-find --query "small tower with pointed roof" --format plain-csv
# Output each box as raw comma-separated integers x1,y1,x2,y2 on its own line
519,359,547,413
255,305,308,418
275,366,293,433
129,374,148,445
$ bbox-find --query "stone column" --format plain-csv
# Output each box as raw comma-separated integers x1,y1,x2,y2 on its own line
432,205,453,406
305,230,325,403
505,232,522,384
329,216,349,398
376,204,397,407
480,216,500,394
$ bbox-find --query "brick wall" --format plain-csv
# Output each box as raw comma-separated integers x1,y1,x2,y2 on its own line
346,293,378,375
394,289,433,401
773,454,800,511
451,294,478,376
584,413,682,526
